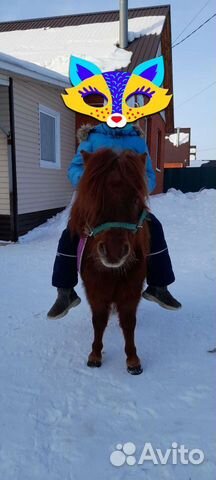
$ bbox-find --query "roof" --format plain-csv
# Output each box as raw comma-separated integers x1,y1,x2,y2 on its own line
0,5,173,131
0,18,165,77
0,5,170,29
0,5,170,72
0,51,69,88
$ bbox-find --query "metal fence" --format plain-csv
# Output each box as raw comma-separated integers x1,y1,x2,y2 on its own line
164,167,216,193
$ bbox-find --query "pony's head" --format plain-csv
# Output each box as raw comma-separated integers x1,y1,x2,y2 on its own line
70,149,149,269
62,56,172,128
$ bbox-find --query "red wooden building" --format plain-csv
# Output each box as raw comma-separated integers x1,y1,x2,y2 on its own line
164,128,191,168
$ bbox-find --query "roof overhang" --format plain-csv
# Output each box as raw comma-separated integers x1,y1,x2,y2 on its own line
0,51,70,88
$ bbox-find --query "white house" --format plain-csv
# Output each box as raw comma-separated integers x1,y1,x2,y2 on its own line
0,53,74,240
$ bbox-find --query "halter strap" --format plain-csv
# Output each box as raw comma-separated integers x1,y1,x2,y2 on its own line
88,209,149,237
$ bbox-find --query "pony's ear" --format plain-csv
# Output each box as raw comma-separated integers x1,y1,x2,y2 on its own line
69,56,102,86
132,56,164,86
81,150,92,165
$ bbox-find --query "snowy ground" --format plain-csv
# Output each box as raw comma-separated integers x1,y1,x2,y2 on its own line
0,189,215,480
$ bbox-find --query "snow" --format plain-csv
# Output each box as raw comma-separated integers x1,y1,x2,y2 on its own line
0,51,69,87
166,133,189,147
0,189,215,480
0,16,165,75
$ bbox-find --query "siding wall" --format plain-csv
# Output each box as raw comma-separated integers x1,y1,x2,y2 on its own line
13,77,75,214
0,73,9,86
0,85,10,215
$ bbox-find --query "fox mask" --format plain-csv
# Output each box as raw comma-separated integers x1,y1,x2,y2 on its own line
62,56,172,128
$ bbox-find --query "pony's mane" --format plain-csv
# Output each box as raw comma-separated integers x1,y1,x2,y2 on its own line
70,148,148,235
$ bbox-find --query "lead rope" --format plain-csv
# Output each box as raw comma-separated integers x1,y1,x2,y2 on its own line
146,247,168,257
57,252,77,258
57,247,168,259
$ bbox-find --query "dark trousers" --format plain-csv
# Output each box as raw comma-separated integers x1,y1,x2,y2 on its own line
52,213,175,288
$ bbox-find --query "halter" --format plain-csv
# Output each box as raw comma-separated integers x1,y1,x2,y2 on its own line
88,209,149,237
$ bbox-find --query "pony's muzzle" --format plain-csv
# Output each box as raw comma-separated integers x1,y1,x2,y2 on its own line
97,240,131,268
122,242,130,257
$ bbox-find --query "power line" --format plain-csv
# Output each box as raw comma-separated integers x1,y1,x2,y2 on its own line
172,13,216,48
173,0,212,43
176,80,216,108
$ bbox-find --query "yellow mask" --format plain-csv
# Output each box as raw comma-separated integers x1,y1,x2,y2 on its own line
62,55,172,128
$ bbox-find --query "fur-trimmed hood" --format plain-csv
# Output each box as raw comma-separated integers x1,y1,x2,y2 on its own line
69,122,156,193
77,122,145,144
77,123,94,144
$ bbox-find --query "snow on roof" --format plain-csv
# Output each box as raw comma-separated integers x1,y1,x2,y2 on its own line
0,51,69,87
165,132,190,147
0,16,165,77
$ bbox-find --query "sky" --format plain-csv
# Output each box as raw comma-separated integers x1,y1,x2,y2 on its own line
0,0,215,160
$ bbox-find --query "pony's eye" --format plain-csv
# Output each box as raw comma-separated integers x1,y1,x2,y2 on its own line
83,94,108,108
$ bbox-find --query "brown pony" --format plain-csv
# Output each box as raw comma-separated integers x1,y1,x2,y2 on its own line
70,148,150,375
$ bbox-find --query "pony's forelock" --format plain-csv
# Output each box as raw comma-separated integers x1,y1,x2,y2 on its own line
70,149,148,235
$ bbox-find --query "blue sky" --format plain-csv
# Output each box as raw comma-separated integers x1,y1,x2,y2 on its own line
0,0,215,159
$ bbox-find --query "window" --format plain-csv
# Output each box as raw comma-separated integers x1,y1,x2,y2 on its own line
126,94,147,108
129,94,144,107
127,95,135,108
137,94,144,107
156,129,162,171
39,105,60,169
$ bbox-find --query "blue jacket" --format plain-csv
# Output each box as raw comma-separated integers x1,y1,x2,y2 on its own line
68,124,156,193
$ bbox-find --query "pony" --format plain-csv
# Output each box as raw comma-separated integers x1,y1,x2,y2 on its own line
70,148,150,375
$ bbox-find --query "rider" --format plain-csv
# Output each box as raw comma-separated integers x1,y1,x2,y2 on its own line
47,122,182,319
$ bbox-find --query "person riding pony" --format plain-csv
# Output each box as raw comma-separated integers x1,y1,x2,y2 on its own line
47,55,181,319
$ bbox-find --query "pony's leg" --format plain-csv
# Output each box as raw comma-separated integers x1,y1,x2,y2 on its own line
117,305,143,375
87,306,109,368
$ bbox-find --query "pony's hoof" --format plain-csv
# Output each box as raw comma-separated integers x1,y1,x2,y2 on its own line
127,365,143,375
87,359,102,368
